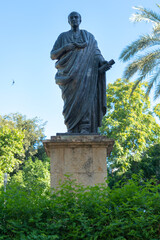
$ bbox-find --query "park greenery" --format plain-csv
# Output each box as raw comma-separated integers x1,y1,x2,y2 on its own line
100,78,160,187
0,3,160,239
0,114,48,188
0,78,160,239
0,176,160,239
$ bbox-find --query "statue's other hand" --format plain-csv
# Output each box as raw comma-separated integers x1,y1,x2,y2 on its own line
65,43,76,52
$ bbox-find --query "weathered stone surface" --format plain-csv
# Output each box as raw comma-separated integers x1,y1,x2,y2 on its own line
43,135,114,187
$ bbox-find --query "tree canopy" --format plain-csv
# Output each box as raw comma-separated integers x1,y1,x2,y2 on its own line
0,113,48,187
100,78,160,176
2,113,46,160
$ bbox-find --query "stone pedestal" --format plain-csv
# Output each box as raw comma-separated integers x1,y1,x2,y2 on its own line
43,135,114,188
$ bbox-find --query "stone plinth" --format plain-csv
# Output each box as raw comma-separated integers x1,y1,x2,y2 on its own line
43,135,114,188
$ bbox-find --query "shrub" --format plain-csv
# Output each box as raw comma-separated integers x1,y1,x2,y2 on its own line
0,177,160,239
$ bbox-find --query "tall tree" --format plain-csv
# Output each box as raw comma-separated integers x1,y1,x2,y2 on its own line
0,120,24,186
100,79,160,176
119,4,160,99
2,113,46,160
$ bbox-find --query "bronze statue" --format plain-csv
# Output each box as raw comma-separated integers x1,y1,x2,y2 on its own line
50,12,114,134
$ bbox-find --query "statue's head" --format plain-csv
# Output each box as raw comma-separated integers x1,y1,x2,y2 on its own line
68,12,81,28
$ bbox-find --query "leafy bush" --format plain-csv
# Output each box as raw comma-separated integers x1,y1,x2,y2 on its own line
0,176,160,239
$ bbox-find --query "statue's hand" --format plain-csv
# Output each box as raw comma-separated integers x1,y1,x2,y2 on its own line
99,60,108,67
74,42,87,49
99,59,115,74
65,43,76,52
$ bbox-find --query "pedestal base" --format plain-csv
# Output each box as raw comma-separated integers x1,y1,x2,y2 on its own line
43,135,114,188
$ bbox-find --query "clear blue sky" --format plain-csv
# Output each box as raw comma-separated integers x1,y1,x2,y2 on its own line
0,0,159,138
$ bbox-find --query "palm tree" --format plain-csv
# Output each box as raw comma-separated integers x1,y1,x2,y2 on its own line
119,4,160,99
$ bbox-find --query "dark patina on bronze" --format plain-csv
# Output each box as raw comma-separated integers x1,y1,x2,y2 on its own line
50,12,115,134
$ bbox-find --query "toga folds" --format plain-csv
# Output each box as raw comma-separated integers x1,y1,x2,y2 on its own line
51,29,106,133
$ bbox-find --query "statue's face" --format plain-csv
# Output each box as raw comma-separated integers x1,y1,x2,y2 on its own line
68,12,81,28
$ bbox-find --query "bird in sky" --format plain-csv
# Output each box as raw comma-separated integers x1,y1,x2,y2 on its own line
12,79,15,86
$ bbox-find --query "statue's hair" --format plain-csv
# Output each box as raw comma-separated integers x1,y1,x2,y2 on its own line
68,12,81,22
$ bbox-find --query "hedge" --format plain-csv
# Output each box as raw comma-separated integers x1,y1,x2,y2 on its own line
0,176,160,240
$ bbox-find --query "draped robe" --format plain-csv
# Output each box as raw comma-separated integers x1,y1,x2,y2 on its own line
51,30,106,133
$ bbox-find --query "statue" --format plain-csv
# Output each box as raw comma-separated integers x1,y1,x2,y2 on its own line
50,12,114,134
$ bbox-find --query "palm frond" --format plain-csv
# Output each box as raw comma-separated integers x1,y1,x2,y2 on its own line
128,55,160,98
123,61,139,79
119,34,160,62
123,50,160,80
154,82,160,100
130,6,160,24
121,4,160,99
146,69,160,96
130,76,144,95
157,4,160,9
139,50,160,74
153,23,160,35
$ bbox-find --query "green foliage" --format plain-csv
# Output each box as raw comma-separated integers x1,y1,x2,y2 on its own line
0,177,160,239
10,158,50,190
110,143,160,188
119,4,160,99
2,113,46,160
0,113,48,188
32,145,50,163
0,122,24,187
130,144,160,182
100,79,160,175
154,103,160,119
